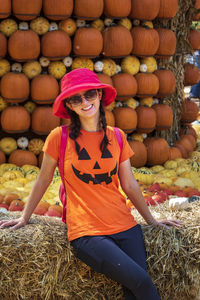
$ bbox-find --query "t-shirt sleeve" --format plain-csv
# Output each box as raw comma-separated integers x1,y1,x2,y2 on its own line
118,129,134,163
42,127,62,162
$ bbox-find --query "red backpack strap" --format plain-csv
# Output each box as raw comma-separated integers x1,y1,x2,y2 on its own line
113,127,123,152
59,125,68,180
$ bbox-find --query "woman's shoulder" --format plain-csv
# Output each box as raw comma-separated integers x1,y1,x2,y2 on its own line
46,126,62,140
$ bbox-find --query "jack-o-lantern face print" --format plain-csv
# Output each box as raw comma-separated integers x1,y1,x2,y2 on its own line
72,146,118,185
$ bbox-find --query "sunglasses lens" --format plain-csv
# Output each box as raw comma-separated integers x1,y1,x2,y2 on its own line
84,89,97,100
67,89,98,106
68,95,82,105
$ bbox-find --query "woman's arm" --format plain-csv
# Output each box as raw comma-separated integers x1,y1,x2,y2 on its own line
0,152,57,229
119,159,182,228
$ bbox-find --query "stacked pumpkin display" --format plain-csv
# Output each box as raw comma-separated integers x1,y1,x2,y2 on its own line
0,0,199,172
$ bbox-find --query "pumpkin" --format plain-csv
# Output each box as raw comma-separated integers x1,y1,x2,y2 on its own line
135,73,159,97
0,18,18,36
131,27,159,57
189,29,200,50
121,55,140,75
28,138,44,155
152,104,173,131
41,30,72,61
139,97,153,107
0,72,29,103
104,0,131,18
73,27,103,58
23,61,42,79
168,147,182,160
0,0,11,19
58,18,77,36
118,18,132,30
8,150,37,167
144,137,170,165
17,137,29,150
179,134,196,152
9,199,24,211
24,101,36,114
30,17,50,35
102,25,133,58
34,201,50,215
12,0,42,21
135,106,156,133
154,69,176,97
91,19,105,32
155,28,177,58
72,57,94,71
156,0,178,19
112,73,138,101
31,106,60,135
128,140,147,168
0,32,7,58
124,98,139,109
180,124,197,140
0,96,7,111
97,73,113,86
181,98,199,123
8,30,40,62
74,0,103,20
129,0,160,20
0,59,10,77
31,74,59,105
174,141,189,159
0,150,6,164
101,58,116,76
140,57,157,73
0,137,17,155
105,109,115,127
43,0,73,20
194,0,200,20
164,160,178,169
1,106,31,133
184,63,200,86
113,106,137,133
45,204,62,218
48,61,66,79
3,193,19,205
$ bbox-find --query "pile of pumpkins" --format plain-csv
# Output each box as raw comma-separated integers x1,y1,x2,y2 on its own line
0,0,200,167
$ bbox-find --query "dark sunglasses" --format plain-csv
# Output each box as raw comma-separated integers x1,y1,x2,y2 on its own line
66,89,99,106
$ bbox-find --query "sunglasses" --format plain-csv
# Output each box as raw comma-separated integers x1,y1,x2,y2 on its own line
66,89,99,107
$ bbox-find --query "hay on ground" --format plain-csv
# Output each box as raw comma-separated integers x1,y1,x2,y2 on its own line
0,200,199,300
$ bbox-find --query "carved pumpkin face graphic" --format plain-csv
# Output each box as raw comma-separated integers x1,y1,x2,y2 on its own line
72,146,118,185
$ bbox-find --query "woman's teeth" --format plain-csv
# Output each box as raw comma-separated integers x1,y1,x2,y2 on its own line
82,104,93,111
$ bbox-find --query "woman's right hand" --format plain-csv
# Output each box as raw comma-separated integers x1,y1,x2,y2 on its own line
0,216,28,230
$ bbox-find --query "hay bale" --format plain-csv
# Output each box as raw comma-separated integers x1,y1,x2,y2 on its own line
0,201,199,300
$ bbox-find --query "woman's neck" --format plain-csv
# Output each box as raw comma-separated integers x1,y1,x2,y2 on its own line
80,114,101,132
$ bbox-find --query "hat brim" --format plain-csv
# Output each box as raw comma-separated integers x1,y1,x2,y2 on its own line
53,82,117,119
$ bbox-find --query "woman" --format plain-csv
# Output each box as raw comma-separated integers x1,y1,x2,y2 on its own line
0,68,181,300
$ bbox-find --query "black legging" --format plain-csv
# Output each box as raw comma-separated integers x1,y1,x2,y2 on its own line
71,225,161,300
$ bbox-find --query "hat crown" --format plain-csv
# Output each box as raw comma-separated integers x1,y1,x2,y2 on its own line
61,68,100,93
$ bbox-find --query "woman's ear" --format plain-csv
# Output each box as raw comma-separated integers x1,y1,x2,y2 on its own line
98,89,103,99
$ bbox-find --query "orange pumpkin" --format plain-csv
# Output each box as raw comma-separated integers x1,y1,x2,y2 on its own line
113,106,137,133
31,106,60,135
128,140,147,168
1,72,29,103
43,0,73,20
180,134,196,151
12,0,42,20
144,137,169,165
3,193,19,205
152,104,173,131
8,150,37,166
9,199,24,211
155,28,176,58
0,0,11,19
0,32,7,58
74,0,103,19
154,69,176,97
102,25,133,58
41,30,72,60
131,27,159,57
129,0,160,20
105,109,115,127
97,74,113,86
0,150,6,164
8,30,40,62
104,0,131,18
135,73,159,97
168,147,182,160
189,29,200,50
1,106,31,133
194,0,200,20
184,63,200,86
181,98,199,123
156,0,178,19
168,184,180,193
31,74,59,105
180,125,197,140
135,106,156,133
34,201,50,215
112,73,138,101
73,27,103,58
174,141,189,159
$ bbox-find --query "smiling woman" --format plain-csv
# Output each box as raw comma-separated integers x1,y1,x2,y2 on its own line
0,68,182,300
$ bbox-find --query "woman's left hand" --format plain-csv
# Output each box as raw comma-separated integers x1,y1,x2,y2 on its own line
149,219,183,229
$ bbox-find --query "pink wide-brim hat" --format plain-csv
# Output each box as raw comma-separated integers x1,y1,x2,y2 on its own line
53,68,117,119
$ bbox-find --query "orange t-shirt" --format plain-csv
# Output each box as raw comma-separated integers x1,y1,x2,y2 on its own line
43,126,137,241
